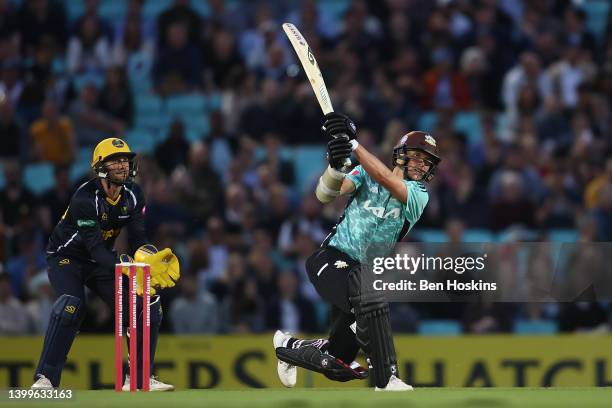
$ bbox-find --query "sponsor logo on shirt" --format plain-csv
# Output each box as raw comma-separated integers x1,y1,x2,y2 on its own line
363,200,401,219
334,260,349,269
77,219,96,227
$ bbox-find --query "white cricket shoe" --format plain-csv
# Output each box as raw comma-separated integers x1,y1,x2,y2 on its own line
31,375,53,389
122,374,175,391
273,330,297,388
375,375,414,391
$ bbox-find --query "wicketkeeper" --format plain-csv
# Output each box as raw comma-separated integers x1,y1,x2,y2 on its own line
273,113,441,391
31,138,180,391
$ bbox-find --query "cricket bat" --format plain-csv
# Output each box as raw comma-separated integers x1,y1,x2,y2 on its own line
282,23,351,167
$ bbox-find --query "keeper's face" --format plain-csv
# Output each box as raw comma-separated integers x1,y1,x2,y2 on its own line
404,150,432,181
104,156,130,183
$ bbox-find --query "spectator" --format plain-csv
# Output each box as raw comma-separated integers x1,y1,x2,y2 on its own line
98,66,133,125
490,171,535,231
0,272,30,334
111,13,155,67
25,271,54,334
0,160,37,231
220,277,265,333
153,21,203,94
39,165,72,235
0,94,23,160
18,0,67,57
157,0,202,48
266,270,317,333
68,82,124,146
170,274,219,334
71,0,113,43
29,98,76,165
421,47,470,110
66,14,111,75
0,60,24,106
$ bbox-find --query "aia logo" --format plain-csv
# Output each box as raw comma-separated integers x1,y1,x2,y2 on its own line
363,200,401,219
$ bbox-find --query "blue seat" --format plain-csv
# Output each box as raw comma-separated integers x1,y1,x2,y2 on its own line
125,129,156,154
414,229,448,243
99,0,127,21
65,1,85,22
548,229,578,243
463,229,495,243
24,163,55,195
319,0,352,19
418,320,462,335
294,146,327,193
70,147,93,183
184,114,210,141
581,0,609,41
514,320,558,335
0,166,5,190
134,94,163,116
166,94,207,118
453,111,482,145
417,111,438,133
73,73,105,92
142,0,173,19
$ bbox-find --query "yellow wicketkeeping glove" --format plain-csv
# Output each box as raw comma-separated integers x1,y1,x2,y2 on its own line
118,254,157,296
134,245,181,289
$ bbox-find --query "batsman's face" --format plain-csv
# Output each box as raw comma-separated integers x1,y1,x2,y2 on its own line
404,151,431,181
104,156,130,182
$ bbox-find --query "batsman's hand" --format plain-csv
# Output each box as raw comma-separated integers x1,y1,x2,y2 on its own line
322,112,357,142
134,245,181,290
118,254,157,296
327,136,352,170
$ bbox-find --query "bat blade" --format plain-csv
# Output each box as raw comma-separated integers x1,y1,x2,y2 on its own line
283,23,334,115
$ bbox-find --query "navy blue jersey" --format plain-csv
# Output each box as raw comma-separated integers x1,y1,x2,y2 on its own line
46,178,148,269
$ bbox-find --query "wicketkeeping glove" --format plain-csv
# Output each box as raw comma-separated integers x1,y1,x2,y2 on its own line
134,245,181,289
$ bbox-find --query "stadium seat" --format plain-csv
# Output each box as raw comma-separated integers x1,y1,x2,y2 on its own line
417,111,439,133
24,163,55,195
166,94,207,118
414,229,448,243
184,114,211,141
65,1,85,22
453,111,482,145
463,229,495,243
73,73,105,92
69,147,93,183
318,0,352,19
514,320,558,335
0,166,5,190
294,146,327,193
142,0,173,19
581,0,610,42
99,0,127,21
125,129,157,155
134,94,163,117
418,320,462,335
548,229,578,243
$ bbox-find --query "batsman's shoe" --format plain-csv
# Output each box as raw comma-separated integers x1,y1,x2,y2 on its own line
123,374,175,391
31,374,53,389
375,375,414,392
273,330,297,388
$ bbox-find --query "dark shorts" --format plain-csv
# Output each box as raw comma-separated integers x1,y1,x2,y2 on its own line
306,246,360,314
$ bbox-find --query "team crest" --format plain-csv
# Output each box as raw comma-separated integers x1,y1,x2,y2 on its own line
102,213,108,221
59,258,70,266
121,206,128,215
112,139,124,148
334,260,349,269
424,134,437,147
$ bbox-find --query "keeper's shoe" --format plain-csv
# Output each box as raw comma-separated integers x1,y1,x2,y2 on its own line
374,375,414,391
31,374,53,389
273,330,297,388
123,374,175,391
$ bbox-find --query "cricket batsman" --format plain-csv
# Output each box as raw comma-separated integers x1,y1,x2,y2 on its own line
273,113,440,391
31,138,180,391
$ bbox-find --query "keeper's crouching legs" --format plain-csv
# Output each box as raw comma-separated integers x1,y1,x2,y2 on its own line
348,267,398,388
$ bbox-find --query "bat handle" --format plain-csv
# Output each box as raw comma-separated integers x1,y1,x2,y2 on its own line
333,133,352,171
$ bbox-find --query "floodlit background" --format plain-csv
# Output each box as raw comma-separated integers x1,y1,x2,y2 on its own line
0,0,611,390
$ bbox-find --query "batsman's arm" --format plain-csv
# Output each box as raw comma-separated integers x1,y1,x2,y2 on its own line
315,167,356,203
353,144,408,203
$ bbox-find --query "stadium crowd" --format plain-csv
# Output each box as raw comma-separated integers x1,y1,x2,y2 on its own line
0,0,611,336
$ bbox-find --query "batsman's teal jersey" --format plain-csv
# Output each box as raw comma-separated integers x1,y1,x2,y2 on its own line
326,165,429,263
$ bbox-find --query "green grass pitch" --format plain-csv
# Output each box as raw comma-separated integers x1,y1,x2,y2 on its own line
7,388,612,408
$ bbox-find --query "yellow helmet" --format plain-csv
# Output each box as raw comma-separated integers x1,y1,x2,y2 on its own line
91,138,137,184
